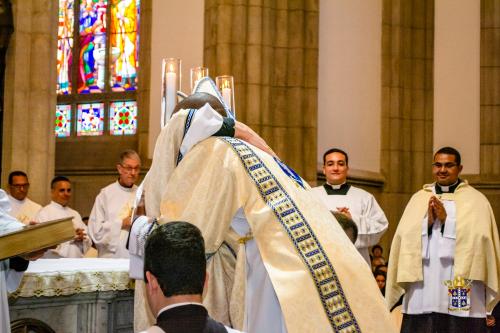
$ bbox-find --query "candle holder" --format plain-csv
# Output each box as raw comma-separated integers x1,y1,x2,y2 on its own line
190,67,209,93
215,75,235,116
161,58,181,127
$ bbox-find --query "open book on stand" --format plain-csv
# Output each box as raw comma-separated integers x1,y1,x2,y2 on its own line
0,217,75,260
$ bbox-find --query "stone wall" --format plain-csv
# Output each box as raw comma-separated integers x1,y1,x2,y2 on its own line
204,0,319,183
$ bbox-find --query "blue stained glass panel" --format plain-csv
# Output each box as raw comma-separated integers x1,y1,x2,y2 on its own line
77,103,104,136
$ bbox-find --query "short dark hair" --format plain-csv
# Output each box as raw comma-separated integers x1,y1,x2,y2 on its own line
51,176,70,189
371,244,383,255
434,146,461,166
332,211,358,243
119,149,141,165
323,148,349,165
144,221,206,297
8,171,28,185
173,92,225,116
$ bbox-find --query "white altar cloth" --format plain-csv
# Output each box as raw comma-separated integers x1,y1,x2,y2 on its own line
9,258,132,298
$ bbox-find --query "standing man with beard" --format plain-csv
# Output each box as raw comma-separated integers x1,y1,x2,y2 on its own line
311,148,389,264
386,147,500,333
89,149,141,258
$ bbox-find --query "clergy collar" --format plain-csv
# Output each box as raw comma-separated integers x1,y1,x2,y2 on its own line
323,182,351,195
435,179,461,194
157,302,204,317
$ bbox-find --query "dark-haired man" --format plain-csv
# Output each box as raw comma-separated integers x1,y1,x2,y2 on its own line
386,147,500,333
141,222,241,333
311,148,388,263
35,176,91,258
6,171,41,224
89,149,141,258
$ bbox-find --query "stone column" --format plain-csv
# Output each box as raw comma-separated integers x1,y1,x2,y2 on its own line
379,0,435,248
1,0,58,203
481,0,500,178
204,0,319,183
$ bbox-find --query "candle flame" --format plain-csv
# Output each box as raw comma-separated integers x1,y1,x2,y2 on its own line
168,63,175,73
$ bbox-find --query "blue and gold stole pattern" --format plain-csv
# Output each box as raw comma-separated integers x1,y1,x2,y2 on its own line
222,137,361,333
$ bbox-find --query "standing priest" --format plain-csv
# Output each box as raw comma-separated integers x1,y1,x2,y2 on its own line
0,190,45,333
386,147,500,332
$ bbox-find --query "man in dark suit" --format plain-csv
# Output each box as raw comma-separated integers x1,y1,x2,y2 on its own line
141,221,241,333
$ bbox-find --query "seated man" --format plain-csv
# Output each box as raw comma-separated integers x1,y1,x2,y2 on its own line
35,176,91,258
141,221,241,333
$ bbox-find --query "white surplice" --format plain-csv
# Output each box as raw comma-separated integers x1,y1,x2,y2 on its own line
402,192,491,318
35,201,91,258
310,184,389,263
7,195,42,224
0,190,26,333
88,181,137,258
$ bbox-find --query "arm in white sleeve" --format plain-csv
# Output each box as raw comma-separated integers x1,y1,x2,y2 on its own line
354,195,389,248
129,216,157,279
88,192,122,255
421,217,430,259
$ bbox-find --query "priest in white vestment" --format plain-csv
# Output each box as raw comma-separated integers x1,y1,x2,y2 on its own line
6,171,41,224
129,78,396,333
0,189,47,333
386,147,500,332
35,176,91,258
88,150,140,258
311,148,388,264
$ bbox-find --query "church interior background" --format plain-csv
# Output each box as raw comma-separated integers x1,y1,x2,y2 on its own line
0,0,499,258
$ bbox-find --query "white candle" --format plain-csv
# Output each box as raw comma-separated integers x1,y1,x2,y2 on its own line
222,87,232,109
165,71,176,121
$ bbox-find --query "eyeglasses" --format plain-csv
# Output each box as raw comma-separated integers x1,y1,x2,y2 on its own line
10,183,30,189
432,162,458,169
120,164,140,173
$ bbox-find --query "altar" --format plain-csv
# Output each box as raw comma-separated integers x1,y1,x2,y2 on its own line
8,258,134,333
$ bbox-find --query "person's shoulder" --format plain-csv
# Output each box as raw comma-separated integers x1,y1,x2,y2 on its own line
347,185,371,196
310,185,326,193
225,327,244,333
26,197,42,209
138,326,165,333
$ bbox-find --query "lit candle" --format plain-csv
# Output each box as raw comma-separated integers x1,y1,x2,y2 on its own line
165,63,177,121
221,81,232,108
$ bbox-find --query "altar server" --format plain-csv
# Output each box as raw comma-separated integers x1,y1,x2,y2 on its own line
311,148,389,264
386,147,500,333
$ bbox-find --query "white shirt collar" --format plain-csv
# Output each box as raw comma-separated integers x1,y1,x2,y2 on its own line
157,302,204,317
326,181,346,190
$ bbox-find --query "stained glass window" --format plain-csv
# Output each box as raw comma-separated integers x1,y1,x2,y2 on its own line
78,0,107,94
57,0,74,95
110,0,140,91
56,0,140,138
77,103,105,136
55,105,72,137
110,101,137,135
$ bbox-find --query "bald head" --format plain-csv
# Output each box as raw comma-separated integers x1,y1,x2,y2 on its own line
173,92,225,116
